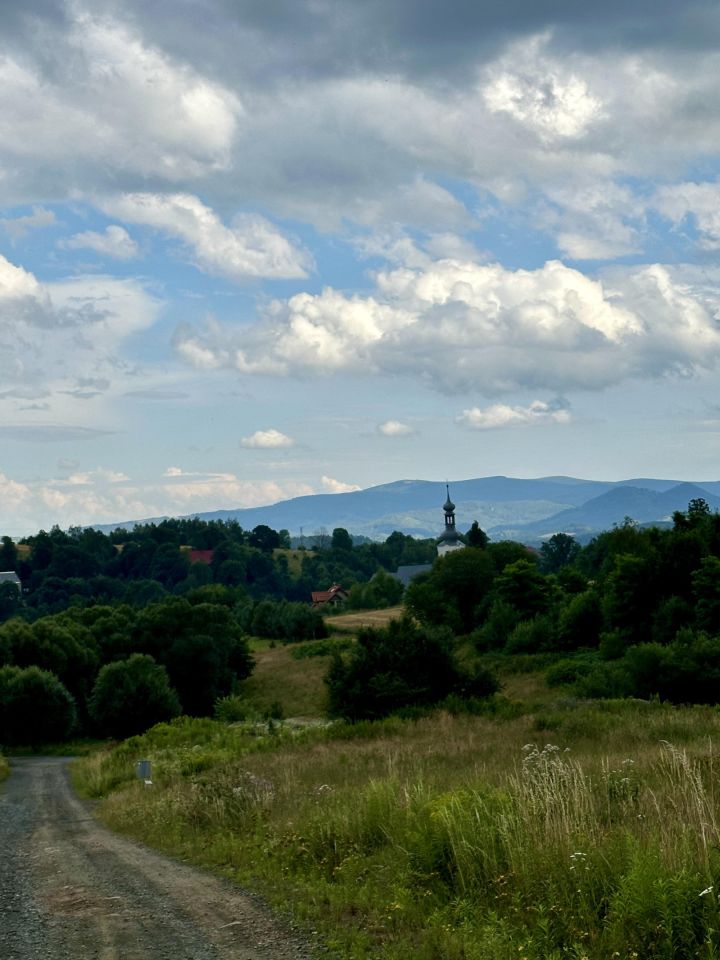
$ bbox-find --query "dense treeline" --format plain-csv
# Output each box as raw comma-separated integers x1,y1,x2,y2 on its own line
0,521,434,620
0,587,254,743
405,498,720,704
0,518,436,743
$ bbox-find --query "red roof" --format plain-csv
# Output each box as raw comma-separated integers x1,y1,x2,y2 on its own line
188,549,214,565
311,583,348,604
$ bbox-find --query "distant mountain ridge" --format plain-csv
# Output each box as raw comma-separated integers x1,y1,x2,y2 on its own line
94,475,720,544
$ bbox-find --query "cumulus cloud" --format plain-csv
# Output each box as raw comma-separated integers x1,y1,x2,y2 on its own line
175,256,720,394
483,37,605,141
240,428,295,449
0,253,161,426
63,224,138,260
457,399,571,429
102,193,310,280
321,475,361,493
0,9,241,199
378,419,414,436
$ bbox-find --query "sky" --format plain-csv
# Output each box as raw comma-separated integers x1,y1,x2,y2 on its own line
3,1,720,534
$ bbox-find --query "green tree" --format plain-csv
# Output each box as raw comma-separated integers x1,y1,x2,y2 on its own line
326,617,497,721
692,556,720,635
406,549,496,633
88,654,181,739
331,527,353,552
603,553,658,648
494,559,551,622
465,522,489,549
133,598,253,714
0,665,77,745
0,536,17,570
539,533,580,573
0,582,21,623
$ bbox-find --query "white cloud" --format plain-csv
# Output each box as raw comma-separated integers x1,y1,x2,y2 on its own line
378,419,414,436
654,181,720,249
63,225,138,260
176,256,720,394
483,37,605,141
457,399,571,429
240,428,295,449
0,253,161,424
0,206,55,240
0,11,241,194
102,192,311,280
321,475,361,493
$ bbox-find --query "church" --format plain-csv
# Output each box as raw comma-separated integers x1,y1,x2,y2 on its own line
436,486,465,556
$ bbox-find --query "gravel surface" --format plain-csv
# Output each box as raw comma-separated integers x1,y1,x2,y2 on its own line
0,757,316,960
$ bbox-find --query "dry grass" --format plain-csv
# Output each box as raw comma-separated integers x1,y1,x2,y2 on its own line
241,643,331,717
327,605,404,633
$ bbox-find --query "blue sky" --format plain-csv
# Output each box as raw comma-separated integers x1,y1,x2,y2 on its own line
2,1,720,534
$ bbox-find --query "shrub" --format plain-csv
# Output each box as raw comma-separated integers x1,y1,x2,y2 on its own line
325,616,498,721
88,654,181,739
546,654,599,687
214,695,256,723
0,665,77,745
504,614,556,654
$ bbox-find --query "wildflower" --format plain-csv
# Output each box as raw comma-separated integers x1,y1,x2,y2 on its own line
700,886,714,897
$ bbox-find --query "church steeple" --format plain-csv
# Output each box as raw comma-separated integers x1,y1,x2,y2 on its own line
437,484,464,556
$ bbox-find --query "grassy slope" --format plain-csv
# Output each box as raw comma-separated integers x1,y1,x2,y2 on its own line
74,674,720,960
242,641,333,717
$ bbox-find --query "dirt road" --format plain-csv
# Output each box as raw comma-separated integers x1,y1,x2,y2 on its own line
0,757,315,960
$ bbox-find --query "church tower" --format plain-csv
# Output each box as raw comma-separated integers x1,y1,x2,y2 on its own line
437,485,464,557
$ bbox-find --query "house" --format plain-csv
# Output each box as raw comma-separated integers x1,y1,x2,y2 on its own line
188,549,214,565
311,583,349,609
0,571,21,593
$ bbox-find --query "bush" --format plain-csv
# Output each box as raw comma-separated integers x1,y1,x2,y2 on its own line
325,616,498,721
214,695,256,723
0,665,77,745
504,615,556,654
546,654,599,687
88,654,181,739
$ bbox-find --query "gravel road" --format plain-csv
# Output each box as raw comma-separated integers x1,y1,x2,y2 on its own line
0,757,315,960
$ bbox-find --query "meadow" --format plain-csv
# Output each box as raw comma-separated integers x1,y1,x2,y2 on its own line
74,664,720,960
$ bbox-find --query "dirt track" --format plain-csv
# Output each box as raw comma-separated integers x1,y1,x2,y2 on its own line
0,757,314,960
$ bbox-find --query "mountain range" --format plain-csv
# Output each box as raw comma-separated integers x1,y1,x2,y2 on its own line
98,476,720,544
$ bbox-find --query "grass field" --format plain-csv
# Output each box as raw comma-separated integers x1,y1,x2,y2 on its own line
74,690,720,960
326,605,404,634
242,640,333,717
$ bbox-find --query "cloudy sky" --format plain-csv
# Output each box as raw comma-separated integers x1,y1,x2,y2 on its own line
3,1,720,533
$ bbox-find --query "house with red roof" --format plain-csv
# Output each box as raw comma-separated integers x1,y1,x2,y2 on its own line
311,583,348,610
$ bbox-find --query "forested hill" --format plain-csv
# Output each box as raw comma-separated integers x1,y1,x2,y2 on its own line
95,475,720,543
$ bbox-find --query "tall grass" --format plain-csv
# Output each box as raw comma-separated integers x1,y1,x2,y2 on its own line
0,753,9,782
75,702,720,960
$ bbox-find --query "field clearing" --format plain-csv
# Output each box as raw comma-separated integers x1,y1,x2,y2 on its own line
326,605,404,633
273,548,315,576
242,642,332,717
